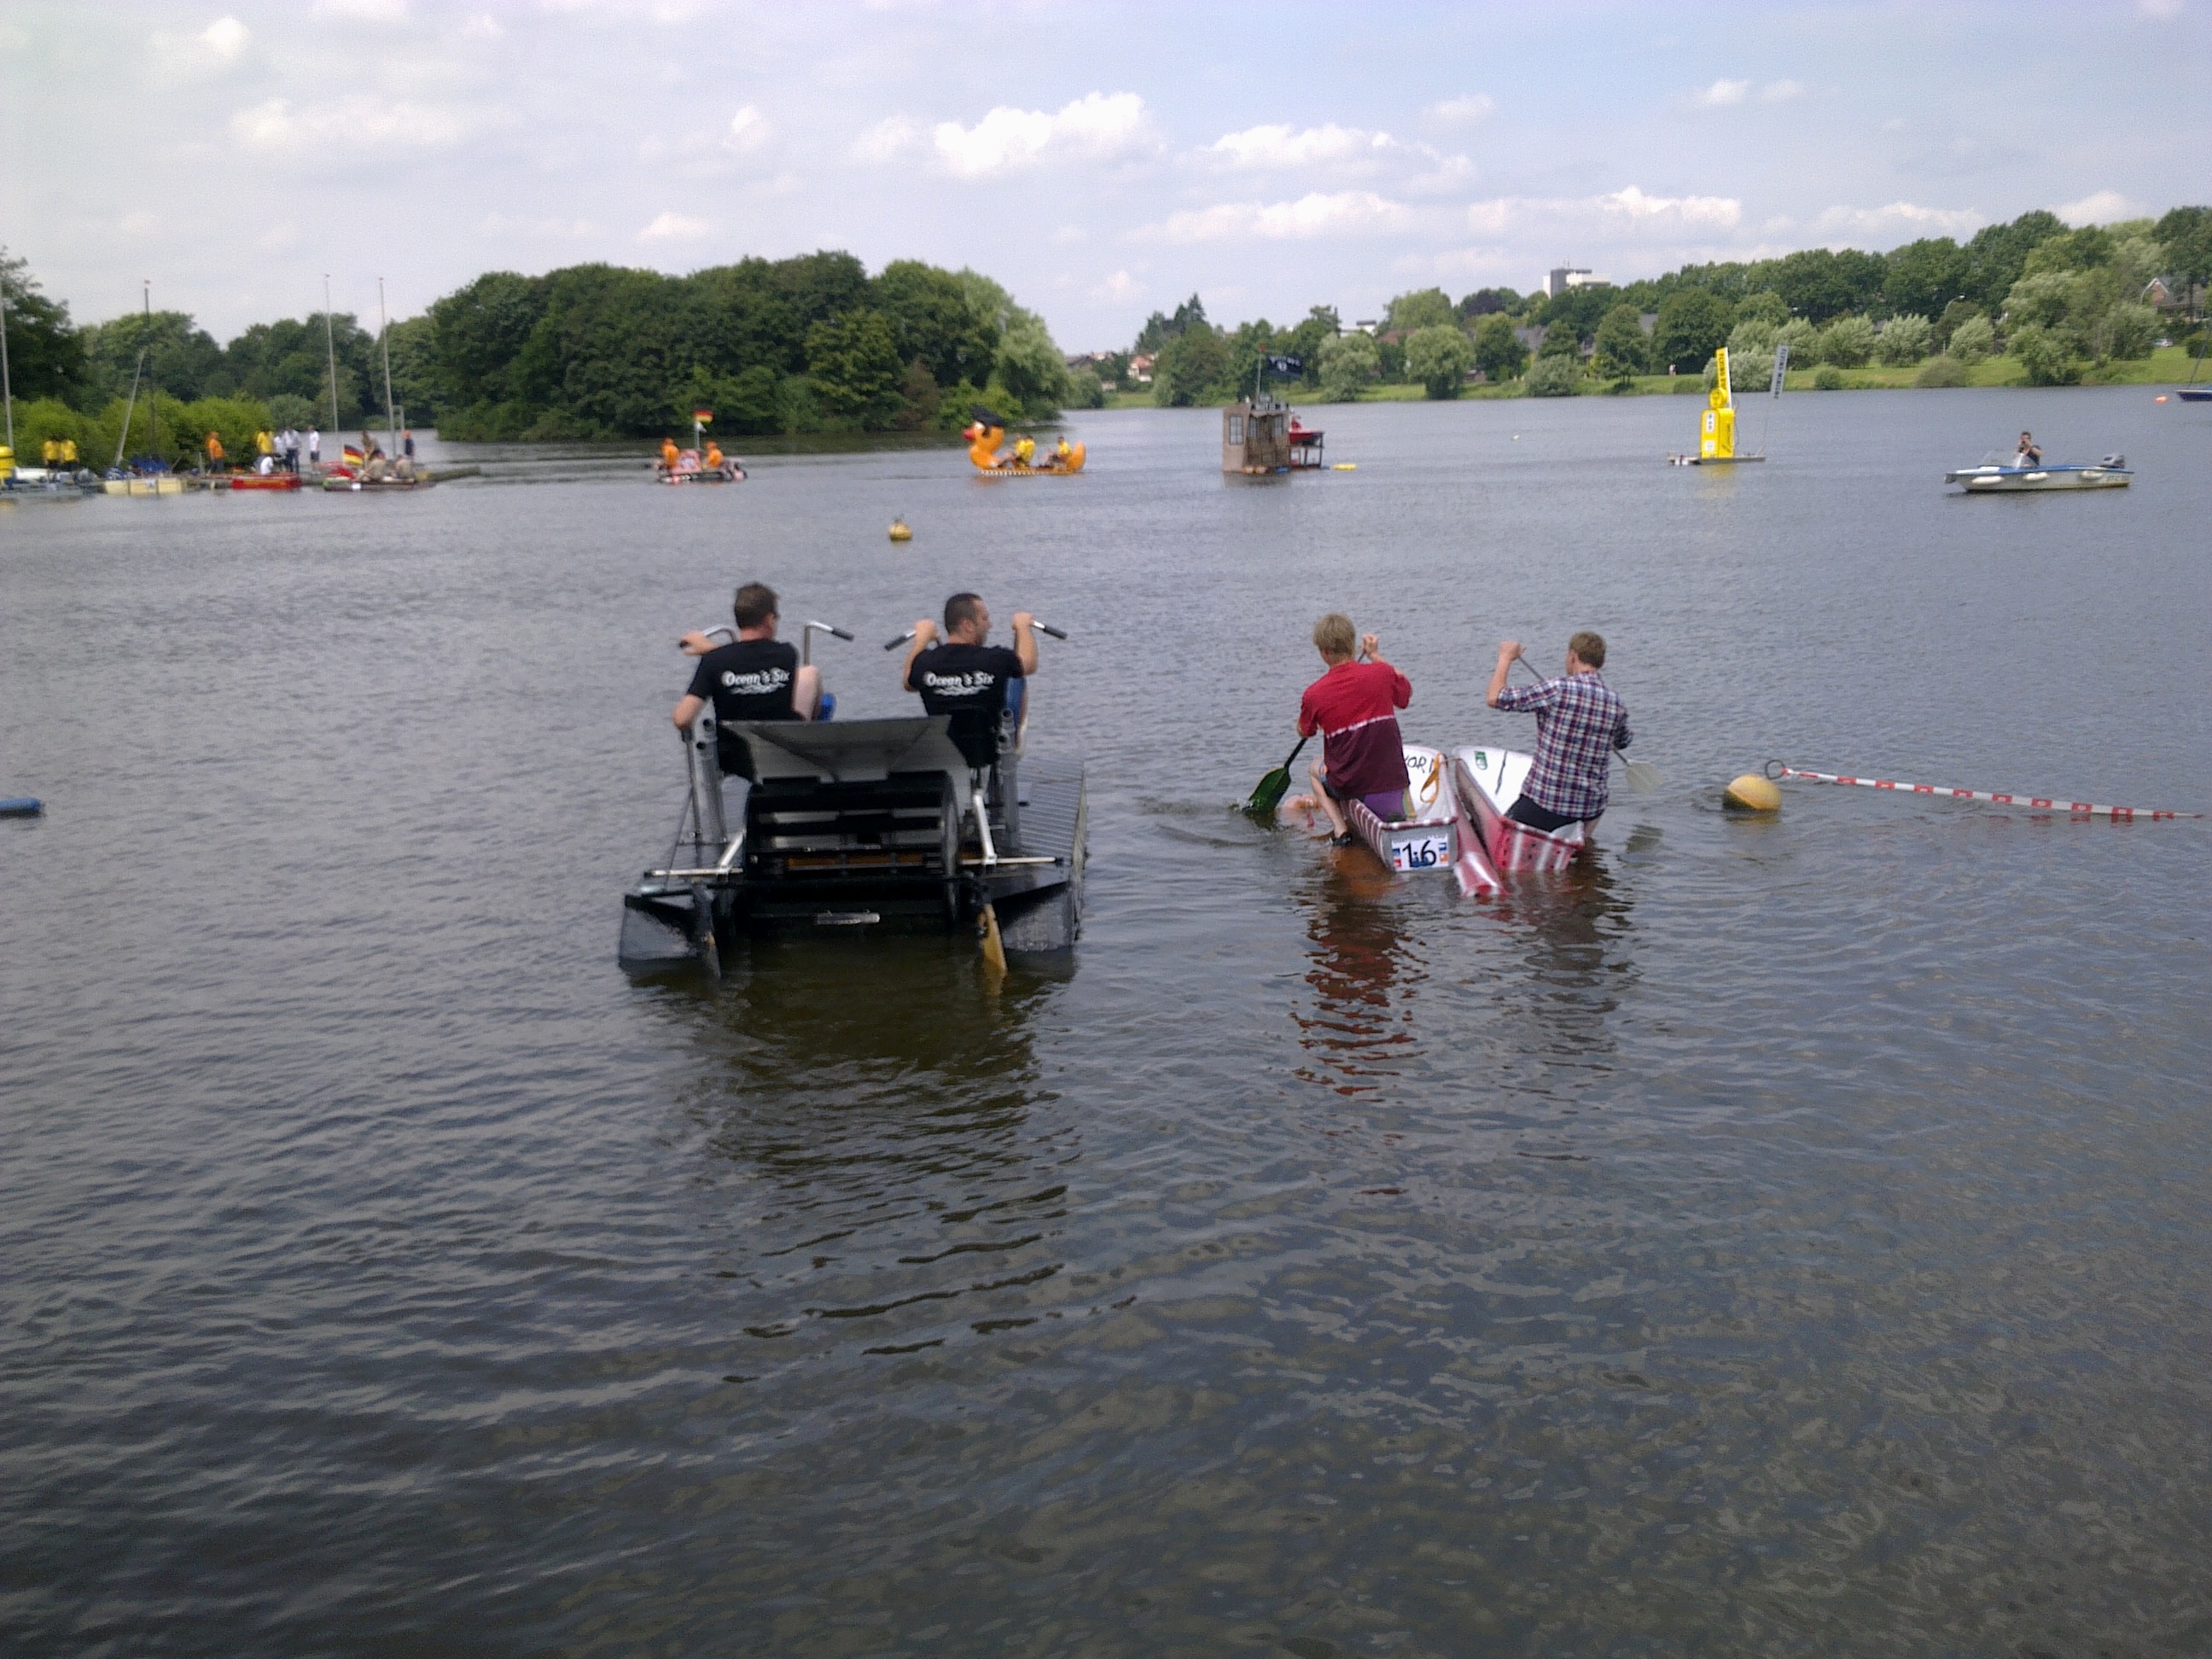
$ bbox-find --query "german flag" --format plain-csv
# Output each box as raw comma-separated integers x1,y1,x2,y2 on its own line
341,445,364,467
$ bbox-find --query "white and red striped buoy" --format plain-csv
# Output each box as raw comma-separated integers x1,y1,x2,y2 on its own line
1767,762,2200,821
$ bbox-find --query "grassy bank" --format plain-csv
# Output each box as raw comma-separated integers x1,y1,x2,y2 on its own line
1090,344,2207,410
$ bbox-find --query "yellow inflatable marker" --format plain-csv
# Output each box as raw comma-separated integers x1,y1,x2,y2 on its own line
888,517,912,542
1724,772,1781,812
1701,347,1736,461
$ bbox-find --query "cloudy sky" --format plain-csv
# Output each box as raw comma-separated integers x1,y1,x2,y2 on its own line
3,1,2204,350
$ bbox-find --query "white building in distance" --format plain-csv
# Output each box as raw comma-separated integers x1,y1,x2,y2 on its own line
1543,267,1610,298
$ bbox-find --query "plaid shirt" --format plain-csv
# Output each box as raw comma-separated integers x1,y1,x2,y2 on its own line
1493,671,1631,820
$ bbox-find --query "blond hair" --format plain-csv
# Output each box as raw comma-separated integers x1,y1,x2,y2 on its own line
1569,630,1606,669
1313,613,1357,659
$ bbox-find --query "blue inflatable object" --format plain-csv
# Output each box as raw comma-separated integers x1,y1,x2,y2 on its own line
0,796,44,817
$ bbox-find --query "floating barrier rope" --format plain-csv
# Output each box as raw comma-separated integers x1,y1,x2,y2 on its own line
1765,761,2200,821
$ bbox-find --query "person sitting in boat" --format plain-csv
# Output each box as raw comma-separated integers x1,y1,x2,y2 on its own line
2016,431,2041,467
660,436,680,476
703,439,726,474
1299,613,1412,847
899,592,1038,768
672,581,823,777
1052,437,1074,469
1013,435,1036,467
1485,632,1631,834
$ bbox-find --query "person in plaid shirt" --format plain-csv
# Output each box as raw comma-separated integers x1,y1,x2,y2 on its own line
1485,631,1632,831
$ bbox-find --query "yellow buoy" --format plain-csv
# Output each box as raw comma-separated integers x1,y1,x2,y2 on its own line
1330,463,1356,471
1724,773,1781,812
888,517,912,542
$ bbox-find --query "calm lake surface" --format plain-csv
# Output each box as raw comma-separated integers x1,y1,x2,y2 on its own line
4,390,2209,1657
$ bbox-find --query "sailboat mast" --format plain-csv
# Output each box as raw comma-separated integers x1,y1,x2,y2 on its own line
323,274,341,435
378,277,396,457
143,280,159,465
1,282,14,456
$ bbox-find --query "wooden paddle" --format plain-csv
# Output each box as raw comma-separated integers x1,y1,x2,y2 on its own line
1245,734,1309,818
1510,656,1661,793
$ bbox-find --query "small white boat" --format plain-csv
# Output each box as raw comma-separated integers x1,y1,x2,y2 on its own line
1449,746,1590,877
1944,455,2130,492
1343,746,1462,877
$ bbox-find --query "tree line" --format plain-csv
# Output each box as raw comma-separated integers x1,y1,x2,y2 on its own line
0,247,1072,467
1083,205,2212,405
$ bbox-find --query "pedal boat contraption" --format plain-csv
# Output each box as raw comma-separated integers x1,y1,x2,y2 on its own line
620,684,1084,975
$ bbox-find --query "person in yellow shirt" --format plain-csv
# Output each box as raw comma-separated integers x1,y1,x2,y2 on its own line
1053,437,1074,468
43,438,61,469
255,429,275,458
207,430,226,471
61,438,79,469
1013,434,1035,466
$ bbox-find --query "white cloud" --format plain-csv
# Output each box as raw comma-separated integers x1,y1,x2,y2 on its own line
2137,0,2181,16
1052,225,1088,244
858,91,1151,178
638,212,709,242
1460,185,1743,240
1207,122,1395,169
201,16,249,58
2056,188,2150,225
1090,270,1143,302
725,106,770,153
230,96,483,149
1697,79,1749,107
482,212,602,239
314,0,408,18
1760,79,1804,102
1808,200,1983,240
1423,94,1494,129
462,14,503,38
1143,191,1412,243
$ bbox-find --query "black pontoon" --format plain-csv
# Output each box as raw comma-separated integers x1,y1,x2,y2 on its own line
619,675,1084,975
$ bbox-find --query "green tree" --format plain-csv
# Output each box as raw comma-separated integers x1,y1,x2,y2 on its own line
2153,205,2212,317
1405,323,1474,398
1282,306,1339,387
1725,319,1778,389
2103,301,2158,360
1133,294,1208,352
1652,289,1735,374
1385,287,1455,333
1934,299,1983,351
1524,353,1580,397
224,312,379,422
1947,314,1995,363
1457,287,1520,319
1152,326,1230,405
1882,237,1970,322
1316,331,1379,402
870,260,998,391
1913,355,1969,387
2011,323,2081,385
1766,247,1886,321
1874,313,1933,366
428,272,547,411
0,249,84,399
1735,290,1790,329
1538,320,1581,358
1471,313,1528,382
1817,314,1875,367
805,311,905,426
75,309,224,405
1776,317,1819,364
1964,211,2064,312
1591,305,1649,375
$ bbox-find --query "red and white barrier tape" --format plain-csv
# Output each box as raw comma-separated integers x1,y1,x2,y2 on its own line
1766,762,2200,821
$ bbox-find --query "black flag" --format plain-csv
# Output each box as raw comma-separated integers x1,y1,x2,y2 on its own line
1265,354,1302,376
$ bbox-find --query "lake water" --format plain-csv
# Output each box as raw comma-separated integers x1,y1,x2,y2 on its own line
4,390,2209,1656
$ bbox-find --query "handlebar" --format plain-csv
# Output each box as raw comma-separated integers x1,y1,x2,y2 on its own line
807,620,855,642
884,620,1068,650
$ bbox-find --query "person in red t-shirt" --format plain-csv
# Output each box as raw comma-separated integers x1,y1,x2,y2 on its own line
1297,613,1412,846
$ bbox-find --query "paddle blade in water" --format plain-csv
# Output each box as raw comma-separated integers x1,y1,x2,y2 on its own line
1245,767,1292,818
1623,758,1662,793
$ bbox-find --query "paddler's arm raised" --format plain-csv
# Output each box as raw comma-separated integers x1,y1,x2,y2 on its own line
1011,611,1039,677
1485,640,1523,709
899,618,939,693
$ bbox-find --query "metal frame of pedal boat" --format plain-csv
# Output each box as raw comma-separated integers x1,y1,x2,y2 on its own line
619,703,1084,974
1448,745,1592,876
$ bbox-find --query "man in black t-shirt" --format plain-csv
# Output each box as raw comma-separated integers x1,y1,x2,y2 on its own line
672,581,820,776
900,591,1038,765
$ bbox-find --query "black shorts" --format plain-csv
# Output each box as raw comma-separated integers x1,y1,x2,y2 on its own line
1505,795,1582,834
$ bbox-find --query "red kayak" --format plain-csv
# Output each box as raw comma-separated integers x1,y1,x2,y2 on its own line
223,473,302,492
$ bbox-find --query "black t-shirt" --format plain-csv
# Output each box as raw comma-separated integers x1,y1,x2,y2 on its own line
905,643,1024,716
687,637,799,723
907,642,1025,766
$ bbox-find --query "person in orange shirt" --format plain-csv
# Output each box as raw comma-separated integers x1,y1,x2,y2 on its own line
703,439,725,471
660,436,680,474
206,430,226,472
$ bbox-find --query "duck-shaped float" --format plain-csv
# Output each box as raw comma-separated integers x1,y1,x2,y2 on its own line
963,406,1086,475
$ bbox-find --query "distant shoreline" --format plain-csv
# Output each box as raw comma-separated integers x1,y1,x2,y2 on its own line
1101,344,2208,408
